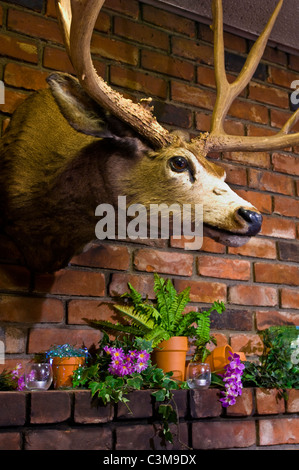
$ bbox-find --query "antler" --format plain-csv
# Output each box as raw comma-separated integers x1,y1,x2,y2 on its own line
56,0,173,149
201,0,299,153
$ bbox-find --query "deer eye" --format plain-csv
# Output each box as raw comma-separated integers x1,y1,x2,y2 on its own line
169,156,189,172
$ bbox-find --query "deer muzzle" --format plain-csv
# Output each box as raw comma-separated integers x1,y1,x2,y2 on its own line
237,208,263,236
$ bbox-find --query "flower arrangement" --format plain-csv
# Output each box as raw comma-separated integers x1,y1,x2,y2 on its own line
85,273,225,362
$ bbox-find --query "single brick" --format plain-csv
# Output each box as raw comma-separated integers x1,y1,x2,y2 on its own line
0,296,64,323
7,9,63,44
255,388,285,415
0,432,21,450
171,81,215,110
190,389,222,418
109,273,155,298
259,418,299,446
254,262,299,286
256,309,299,329
91,34,138,66
229,285,277,307
197,255,251,280
114,16,169,50
260,216,296,239
70,242,130,270
0,392,26,426
280,288,299,309
230,333,264,356
248,169,294,196
74,390,114,423
226,388,254,417
223,151,270,168
141,49,194,81
117,390,153,419
4,63,49,91
0,32,38,63
111,65,167,98
24,427,112,450
274,196,299,218
68,299,117,324
30,391,72,423
272,152,299,176
249,82,289,109
192,420,256,449
286,389,299,413
142,4,196,37
174,279,227,303
134,248,194,276
34,269,105,296
228,237,276,259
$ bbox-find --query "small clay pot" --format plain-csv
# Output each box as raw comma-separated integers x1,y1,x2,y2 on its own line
51,357,85,389
151,336,189,381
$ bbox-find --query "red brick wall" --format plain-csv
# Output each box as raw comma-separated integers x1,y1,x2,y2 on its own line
1,388,299,450
0,0,299,369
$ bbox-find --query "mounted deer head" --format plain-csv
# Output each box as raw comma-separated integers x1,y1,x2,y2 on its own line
0,0,297,272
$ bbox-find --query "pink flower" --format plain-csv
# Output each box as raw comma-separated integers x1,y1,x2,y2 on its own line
134,361,148,373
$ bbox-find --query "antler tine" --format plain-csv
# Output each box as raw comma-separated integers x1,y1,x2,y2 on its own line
56,0,173,149
196,0,299,153
57,0,72,57
210,0,283,136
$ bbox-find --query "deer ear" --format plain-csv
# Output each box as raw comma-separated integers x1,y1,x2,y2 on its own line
47,72,107,136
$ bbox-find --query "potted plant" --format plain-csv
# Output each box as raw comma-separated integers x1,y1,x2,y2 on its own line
242,325,299,398
45,343,88,389
85,273,225,381
72,334,191,444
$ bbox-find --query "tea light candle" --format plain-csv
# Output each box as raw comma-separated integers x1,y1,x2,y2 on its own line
27,380,49,390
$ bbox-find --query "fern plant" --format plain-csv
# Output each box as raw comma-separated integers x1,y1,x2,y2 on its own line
85,273,225,359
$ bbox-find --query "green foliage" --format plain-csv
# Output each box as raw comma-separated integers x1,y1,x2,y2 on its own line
72,333,189,445
85,273,225,357
0,369,18,391
242,326,299,397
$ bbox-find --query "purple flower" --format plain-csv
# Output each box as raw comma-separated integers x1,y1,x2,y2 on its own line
104,346,150,377
134,361,148,373
136,350,150,363
219,352,244,408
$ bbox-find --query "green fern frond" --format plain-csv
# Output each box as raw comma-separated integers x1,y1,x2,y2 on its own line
195,312,211,346
144,327,171,347
83,319,141,336
172,288,191,331
122,283,143,306
153,273,178,329
113,304,155,333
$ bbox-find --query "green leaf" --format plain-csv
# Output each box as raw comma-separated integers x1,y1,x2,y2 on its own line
127,377,143,390
152,389,167,401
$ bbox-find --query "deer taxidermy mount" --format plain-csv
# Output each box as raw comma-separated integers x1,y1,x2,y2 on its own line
0,0,297,273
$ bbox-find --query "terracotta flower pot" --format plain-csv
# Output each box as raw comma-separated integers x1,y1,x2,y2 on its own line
51,356,85,389
151,336,188,381
205,345,234,373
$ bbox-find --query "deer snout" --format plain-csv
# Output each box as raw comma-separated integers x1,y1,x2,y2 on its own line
237,208,263,236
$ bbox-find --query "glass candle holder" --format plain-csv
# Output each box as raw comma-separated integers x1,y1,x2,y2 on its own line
24,363,53,391
186,362,211,390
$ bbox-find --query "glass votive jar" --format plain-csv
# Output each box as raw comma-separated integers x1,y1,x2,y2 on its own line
186,362,211,390
24,363,53,391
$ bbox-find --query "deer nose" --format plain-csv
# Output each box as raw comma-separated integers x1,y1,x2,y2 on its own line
237,208,263,236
